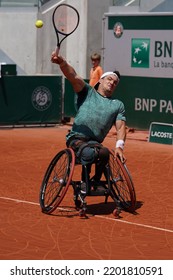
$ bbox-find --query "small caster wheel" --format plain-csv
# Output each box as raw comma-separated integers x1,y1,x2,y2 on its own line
113,208,121,219
79,209,87,218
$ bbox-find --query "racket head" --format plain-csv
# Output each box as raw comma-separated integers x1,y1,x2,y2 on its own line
52,4,80,36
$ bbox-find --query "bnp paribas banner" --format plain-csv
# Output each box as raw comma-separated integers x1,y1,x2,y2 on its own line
103,13,173,78
103,13,173,130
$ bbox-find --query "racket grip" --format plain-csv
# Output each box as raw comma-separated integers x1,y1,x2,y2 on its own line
55,46,60,56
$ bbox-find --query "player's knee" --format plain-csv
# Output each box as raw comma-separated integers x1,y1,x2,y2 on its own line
80,147,95,165
98,147,109,163
79,145,109,165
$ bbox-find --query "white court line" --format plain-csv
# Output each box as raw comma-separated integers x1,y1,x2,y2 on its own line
1,196,173,234
0,196,68,212
96,215,173,233
0,196,39,206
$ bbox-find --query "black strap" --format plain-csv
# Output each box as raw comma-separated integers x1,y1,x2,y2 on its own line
67,136,103,163
66,135,90,148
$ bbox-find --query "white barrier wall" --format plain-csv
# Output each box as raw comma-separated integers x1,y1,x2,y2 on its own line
0,7,38,74
0,0,110,77
1,1,170,76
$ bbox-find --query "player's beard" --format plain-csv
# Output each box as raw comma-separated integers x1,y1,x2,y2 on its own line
103,84,113,97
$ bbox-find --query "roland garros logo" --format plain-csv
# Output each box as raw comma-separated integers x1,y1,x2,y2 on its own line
32,86,52,111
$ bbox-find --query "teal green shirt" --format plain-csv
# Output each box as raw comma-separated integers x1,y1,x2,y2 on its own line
66,83,126,143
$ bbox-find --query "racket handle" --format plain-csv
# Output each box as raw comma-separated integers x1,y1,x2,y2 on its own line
55,46,60,56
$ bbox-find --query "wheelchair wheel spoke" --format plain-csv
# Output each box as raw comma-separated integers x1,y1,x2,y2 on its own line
109,151,136,212
39,148,75,214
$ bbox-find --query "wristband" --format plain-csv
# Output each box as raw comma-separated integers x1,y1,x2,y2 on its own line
116,139,125,150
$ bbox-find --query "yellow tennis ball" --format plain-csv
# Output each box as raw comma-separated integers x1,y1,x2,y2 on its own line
35,20,43,28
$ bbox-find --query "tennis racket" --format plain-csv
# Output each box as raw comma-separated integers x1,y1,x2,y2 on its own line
52,3,80,55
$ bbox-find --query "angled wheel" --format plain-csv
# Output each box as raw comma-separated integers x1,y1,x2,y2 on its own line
39,148,75,214
109,151,136,212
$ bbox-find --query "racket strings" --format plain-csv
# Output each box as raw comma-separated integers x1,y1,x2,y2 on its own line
53,6,79,35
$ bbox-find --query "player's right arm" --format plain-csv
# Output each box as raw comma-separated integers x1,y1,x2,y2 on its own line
51,51,85,93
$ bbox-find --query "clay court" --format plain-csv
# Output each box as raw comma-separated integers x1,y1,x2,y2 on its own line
0,125,173,260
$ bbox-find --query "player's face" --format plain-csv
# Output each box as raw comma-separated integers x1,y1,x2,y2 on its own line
101,75,119,96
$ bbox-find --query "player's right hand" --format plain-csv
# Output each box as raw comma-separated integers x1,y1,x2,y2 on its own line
51,51,64,65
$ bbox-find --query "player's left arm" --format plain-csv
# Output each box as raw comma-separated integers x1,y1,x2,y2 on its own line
115,119,126,162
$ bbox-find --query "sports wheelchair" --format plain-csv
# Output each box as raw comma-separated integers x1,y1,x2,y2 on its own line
39,147,136,218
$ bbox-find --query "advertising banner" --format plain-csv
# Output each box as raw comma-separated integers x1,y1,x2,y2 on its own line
0,76,62,125
103,13,173,130
149,122,173,145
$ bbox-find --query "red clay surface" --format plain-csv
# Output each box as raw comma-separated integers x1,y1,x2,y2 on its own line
0,125,173,260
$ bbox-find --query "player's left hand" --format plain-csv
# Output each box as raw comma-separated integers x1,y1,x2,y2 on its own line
115,147,126,163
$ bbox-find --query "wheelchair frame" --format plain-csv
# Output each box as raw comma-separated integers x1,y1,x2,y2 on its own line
39,148,136,218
